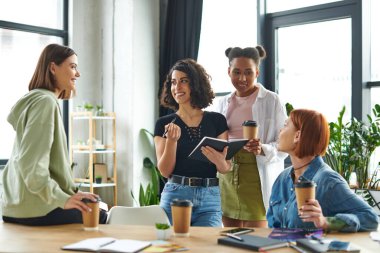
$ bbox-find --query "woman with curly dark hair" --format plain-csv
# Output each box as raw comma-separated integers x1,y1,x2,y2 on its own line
154,58,231,227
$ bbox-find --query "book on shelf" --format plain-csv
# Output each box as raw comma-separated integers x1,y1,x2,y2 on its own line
268,228,323,242
296,238,361,253
62,237,151,253
188,137,248,163
217,234,288,252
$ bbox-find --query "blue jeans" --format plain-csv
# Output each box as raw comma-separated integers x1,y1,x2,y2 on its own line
160,182,222,227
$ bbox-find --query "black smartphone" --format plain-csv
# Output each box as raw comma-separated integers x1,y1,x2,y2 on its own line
219,227,254,236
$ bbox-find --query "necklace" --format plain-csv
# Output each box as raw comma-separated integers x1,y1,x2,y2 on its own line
293,160,312,171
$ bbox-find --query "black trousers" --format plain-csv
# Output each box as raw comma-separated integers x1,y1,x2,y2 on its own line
2,208,108,226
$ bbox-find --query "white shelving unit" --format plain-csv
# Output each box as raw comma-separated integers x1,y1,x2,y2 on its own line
69,111,117,205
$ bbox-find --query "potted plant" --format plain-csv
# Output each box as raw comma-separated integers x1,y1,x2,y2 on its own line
326,104,380,188
131,129,165,206
325,104,380,214
155,223,171,240
83,102,94,112
95,175,102,184
95,105,104,116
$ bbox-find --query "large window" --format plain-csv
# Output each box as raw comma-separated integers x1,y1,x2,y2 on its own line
277,19,351,122
370,0,380,109
265,0,369,120
0,1,68,165
198,0,257,97
0,0,63,29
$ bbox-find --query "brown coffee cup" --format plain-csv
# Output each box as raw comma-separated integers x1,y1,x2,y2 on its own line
170,199,193,237
242,120,259,139
294,181,316,212
81,197,100,231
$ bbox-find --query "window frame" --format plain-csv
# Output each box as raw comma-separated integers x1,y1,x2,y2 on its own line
262,0,372,120
0,0,69,165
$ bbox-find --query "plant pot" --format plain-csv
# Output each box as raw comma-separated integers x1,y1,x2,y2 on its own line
95,178,102,184
156,228,171,240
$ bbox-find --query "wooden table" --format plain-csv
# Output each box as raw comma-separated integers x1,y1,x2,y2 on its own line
0,222,379,252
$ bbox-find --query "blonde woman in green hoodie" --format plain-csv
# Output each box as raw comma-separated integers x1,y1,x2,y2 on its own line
1,44,107,225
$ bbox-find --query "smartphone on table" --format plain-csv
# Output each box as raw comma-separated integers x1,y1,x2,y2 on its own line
220,227,254,236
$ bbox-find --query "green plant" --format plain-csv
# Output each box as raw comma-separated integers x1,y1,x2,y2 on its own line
326,104,380,188
285,102,294,116
83,102,94,111
155,223,170,230
131,129,165,206
95,105,104,116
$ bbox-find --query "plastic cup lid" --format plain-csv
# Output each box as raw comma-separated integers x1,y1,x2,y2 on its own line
170,199,193,207
294,181,316,188
81,197,101,203
242,120,258,127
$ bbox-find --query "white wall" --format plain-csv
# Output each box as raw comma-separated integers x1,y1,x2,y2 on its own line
72,0,159,206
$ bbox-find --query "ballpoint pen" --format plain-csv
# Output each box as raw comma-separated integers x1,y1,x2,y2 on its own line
162,117,177,137
226,233,244,241
310,235,324,244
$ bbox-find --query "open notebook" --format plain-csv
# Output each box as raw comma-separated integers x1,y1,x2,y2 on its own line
188,137,248,163
62,237,151,253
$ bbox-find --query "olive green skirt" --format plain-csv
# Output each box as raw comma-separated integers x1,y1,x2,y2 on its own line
219,149,266,221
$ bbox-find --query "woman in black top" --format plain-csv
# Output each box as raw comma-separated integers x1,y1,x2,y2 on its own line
154,59,231,227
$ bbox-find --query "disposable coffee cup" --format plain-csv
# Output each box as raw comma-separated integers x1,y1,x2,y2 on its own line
294,181,316,212
242,120,259,139
81,197,100,231
170,199,193,237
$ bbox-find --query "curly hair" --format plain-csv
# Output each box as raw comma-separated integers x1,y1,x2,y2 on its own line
225,45,266,67
160,58,215,110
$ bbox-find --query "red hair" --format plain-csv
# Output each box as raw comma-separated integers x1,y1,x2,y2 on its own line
290,109,330,158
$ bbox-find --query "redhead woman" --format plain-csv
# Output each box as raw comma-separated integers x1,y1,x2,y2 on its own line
267,109,379,232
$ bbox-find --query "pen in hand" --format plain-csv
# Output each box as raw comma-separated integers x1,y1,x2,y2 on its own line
162,117,177,137
226,233,244,241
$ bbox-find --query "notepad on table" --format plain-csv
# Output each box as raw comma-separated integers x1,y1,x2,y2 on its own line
62,237,151,253
188,137,248,163
217,234,288,251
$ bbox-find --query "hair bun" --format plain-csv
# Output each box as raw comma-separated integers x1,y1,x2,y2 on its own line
256,45,266,59
225,47,232,57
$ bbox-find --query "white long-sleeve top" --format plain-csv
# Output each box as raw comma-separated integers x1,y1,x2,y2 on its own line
213,83,288,211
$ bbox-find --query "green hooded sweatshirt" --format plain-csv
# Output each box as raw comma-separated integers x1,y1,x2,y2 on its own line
2,89,76,218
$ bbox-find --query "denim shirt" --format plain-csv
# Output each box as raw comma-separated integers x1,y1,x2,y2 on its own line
267,156,379,232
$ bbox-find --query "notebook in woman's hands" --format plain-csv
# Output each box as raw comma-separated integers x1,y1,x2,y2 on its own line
188,137,248,163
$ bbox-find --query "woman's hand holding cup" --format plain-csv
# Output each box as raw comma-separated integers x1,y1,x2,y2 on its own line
242,120,263,155
299,199,328,229
64,192,99,212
